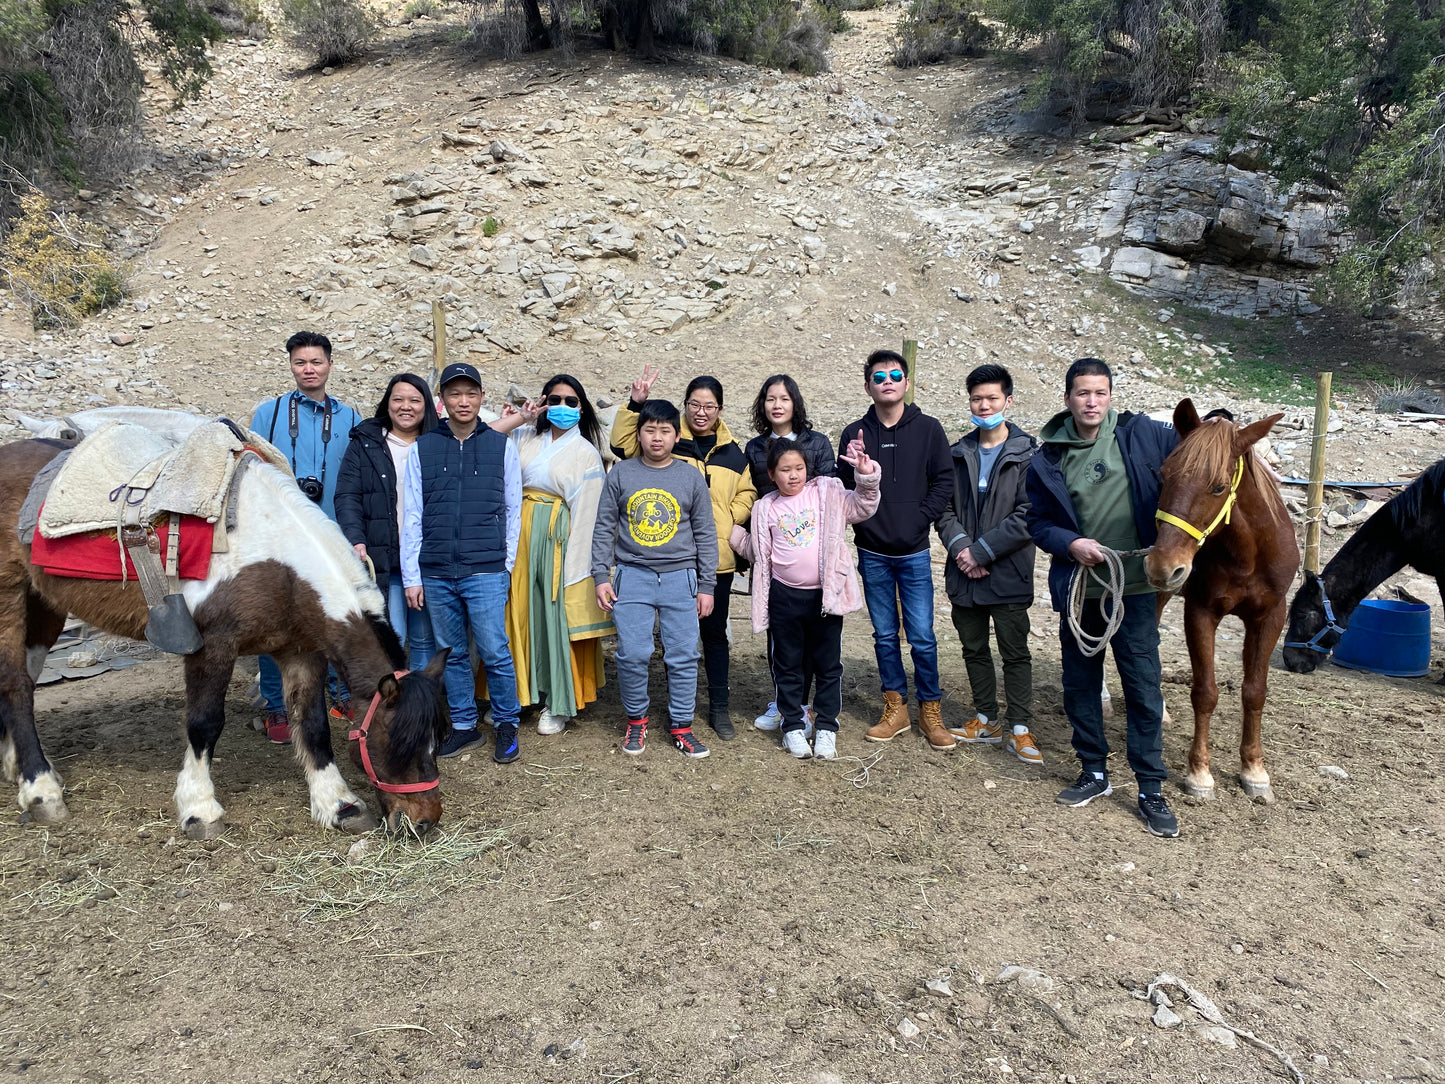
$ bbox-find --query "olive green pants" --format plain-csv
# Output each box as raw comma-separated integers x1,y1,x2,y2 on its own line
950,602,1033,728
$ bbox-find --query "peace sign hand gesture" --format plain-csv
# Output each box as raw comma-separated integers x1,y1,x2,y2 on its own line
840,437,877,477
630,364,662,404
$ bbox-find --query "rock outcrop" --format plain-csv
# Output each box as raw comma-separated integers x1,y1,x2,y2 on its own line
1071,137,1343,317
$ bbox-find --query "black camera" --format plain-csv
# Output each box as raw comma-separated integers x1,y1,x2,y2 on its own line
297,476,324,504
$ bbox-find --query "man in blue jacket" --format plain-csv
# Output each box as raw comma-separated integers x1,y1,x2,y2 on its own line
401,362,524,763
249,331,363,743
1025,358,1181,837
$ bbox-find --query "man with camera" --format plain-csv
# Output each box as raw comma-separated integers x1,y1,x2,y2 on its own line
249,331,363,742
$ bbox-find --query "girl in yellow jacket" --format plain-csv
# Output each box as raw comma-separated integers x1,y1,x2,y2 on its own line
610,365,757,741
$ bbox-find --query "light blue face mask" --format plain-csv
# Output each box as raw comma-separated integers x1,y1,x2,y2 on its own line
548,405,581,431
972,412,1005,430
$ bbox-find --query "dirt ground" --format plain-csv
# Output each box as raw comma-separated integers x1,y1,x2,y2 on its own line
3,540,1441,1084
4,7,1445,1084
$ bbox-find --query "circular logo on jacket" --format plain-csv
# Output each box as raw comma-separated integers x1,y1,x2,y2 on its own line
1086,457,1111,485
627,489,681,546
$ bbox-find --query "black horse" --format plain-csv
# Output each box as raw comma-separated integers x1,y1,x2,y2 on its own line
1283,456,1445,677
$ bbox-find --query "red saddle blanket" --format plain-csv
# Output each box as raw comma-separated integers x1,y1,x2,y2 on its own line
31,515,214,582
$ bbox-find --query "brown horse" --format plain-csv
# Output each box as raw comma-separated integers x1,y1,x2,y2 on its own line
0,436,451,839
1145,400,1298,802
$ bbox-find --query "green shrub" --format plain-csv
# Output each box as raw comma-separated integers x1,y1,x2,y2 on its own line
403,0,441,19
282,0,378,66
482,215,500,236
0,191,128,328
892,0,992,68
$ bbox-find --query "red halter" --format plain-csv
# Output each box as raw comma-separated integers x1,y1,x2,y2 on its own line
348,670,441,795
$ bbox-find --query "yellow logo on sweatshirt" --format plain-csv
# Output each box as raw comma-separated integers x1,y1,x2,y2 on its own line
627,489,681,547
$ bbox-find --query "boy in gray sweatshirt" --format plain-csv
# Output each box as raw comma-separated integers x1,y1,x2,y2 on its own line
591,399,718,758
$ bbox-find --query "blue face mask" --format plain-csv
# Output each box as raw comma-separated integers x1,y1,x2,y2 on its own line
547,405,581,431
972,412,1005,430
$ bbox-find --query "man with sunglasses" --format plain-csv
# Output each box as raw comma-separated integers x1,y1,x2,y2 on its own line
837,349,956,752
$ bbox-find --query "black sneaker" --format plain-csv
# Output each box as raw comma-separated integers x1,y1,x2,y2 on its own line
493,722,520,764
622,718,647,756
709,706,735,741
1056,770,1112,806
670,727,710,759
1137,793,1180,838
438,728,482,759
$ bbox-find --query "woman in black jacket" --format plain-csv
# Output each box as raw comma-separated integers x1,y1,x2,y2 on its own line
743,374,838,731
335,372,439,668
743,374,837,496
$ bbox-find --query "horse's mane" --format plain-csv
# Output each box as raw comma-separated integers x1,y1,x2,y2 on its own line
386,671,451,771
1384,454,1445,553
1173,417,1288,521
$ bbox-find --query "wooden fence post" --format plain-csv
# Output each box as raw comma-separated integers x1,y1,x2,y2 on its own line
1304,371,1333,574
902,339,917,405
431,300,447,389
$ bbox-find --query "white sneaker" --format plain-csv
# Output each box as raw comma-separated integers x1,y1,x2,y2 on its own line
813,729,837,760
754,702,782,731
537,709,568,736
782,729,813,759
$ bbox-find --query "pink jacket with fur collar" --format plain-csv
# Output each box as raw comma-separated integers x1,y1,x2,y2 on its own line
729,471,881,633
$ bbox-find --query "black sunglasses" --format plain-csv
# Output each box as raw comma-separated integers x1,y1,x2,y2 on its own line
871,369,905,385
546,394,580,408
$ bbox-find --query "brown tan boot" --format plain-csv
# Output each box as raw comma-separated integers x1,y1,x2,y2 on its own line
919,701,956,751
865,690,911,743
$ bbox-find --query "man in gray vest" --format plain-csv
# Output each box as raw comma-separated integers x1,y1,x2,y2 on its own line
400,363,523,762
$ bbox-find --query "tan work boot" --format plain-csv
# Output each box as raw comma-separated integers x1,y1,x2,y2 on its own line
865,690,911,743
919,701,956,751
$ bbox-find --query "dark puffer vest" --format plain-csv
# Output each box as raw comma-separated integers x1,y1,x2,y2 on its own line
416,419,507,577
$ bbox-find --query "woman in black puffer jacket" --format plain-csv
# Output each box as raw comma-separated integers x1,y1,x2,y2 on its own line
335,372,439,668
743,374,837,496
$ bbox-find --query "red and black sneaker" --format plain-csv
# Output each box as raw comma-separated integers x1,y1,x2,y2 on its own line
264,711,291,744
669,726,710,760
328,698,355,723
622,718,647,756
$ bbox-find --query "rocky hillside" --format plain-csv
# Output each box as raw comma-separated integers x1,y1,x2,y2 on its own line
3,8,1443,488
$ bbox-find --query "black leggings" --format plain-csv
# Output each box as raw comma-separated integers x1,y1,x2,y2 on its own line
700,572,733,709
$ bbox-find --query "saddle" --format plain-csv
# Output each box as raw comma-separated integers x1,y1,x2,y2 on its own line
22,418,289,654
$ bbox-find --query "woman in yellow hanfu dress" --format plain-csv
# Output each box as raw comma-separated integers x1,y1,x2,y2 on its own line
491,375,613,734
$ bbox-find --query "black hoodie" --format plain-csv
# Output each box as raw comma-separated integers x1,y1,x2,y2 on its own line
837,403,954,556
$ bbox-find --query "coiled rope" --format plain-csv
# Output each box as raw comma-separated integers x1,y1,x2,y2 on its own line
1066,546,1153,658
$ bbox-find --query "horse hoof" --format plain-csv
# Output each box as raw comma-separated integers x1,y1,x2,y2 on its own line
1241,780,1276,804
183,816,226,841
335,803,379,834
1181,781,1215,801
22,797,70,825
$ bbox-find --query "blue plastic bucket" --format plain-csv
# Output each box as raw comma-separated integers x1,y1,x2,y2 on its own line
1331,599,1433,678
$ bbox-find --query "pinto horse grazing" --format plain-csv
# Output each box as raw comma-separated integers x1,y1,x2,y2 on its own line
0,436,451,839
1283,455,1445,679
1144,400,1299,802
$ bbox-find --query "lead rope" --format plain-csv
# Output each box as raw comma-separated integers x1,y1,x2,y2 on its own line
1066,545,1153,658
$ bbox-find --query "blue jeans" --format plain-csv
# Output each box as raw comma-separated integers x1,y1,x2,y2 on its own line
857,548,940,703
259,656,346,715
612,565,701,728
387,577,436,672
424,572,519,731
1059,591,1167,789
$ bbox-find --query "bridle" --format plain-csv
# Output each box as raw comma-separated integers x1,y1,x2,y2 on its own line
1282,573,1348,655
348,670,441,794
1155,454,1245,547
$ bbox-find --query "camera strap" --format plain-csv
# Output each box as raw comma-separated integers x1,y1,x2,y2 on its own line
284,392,333,494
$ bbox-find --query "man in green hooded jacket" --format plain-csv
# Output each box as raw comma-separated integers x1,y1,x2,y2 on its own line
1025,358,1182,838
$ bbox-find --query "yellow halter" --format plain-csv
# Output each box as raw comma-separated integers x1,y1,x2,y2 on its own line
1155,454,1245,547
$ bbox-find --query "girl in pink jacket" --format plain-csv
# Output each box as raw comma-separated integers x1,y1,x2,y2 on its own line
730,438,880,759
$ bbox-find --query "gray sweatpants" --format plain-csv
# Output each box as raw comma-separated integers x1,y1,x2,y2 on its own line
612,564,701,728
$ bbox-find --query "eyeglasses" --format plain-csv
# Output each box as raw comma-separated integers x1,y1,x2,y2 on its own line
871,369,905,385
545,394,580,408
684,399,720,414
